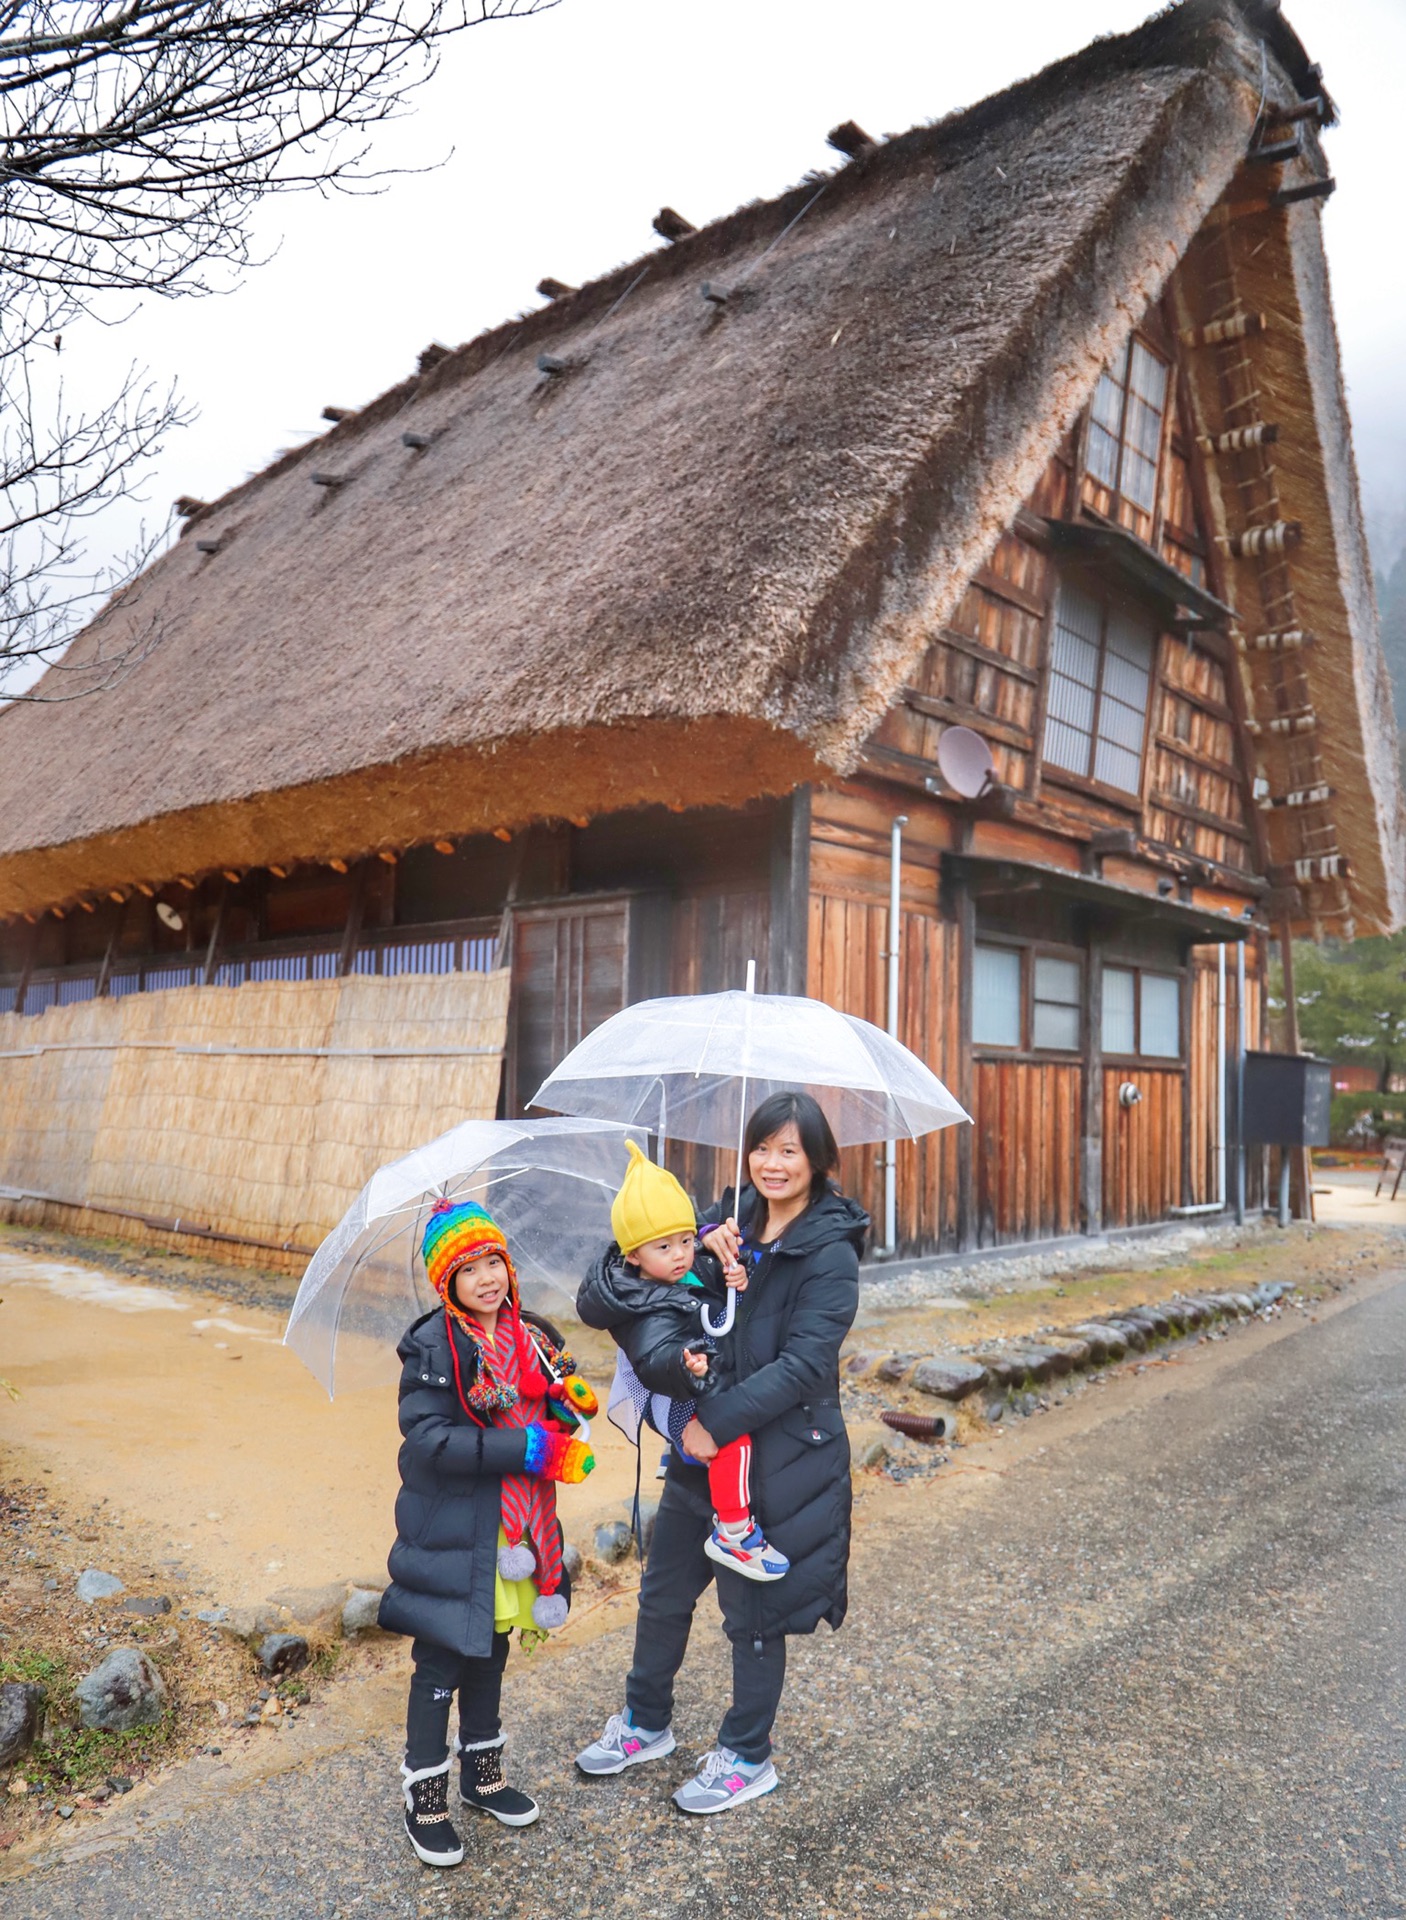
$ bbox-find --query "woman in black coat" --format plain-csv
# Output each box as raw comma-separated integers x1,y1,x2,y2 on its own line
575,1091,867,1815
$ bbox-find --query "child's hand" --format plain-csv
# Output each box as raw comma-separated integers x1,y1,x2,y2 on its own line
549,1372,599,1417
701,1216,741,1268
681,1347,710,1379
524,1424,595,1484
723,1261,748,1292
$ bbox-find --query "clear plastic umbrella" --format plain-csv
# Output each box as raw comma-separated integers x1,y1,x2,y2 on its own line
530,980,969,1334
283,1116,644,1397
530,987,968,1151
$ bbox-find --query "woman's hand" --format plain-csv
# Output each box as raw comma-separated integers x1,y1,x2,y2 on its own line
701,1216,741,1269
680,1416,719,1462
681,1347,710,1380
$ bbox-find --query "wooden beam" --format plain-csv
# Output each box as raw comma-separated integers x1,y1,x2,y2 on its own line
13,922,36,1016
96,901,127,998
337,863,369,977
1147,790,1253,842
972,566,1048,622
770,786,811,997
934,627,1040,685
1082,943,1104,1234
202,882,229,986
903,690,1034,750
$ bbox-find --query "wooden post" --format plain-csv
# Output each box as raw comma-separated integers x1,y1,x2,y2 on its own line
769,786,811,997
202,882,230,986
96,900,128,998
13,922,37,1016
953,875,976,1252
337,864,369,977
1180,952,1194,1206
1082,940,1104,1235
1278,918,1314,1222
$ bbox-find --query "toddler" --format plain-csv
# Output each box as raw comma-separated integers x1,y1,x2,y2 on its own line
578,1140,788,1582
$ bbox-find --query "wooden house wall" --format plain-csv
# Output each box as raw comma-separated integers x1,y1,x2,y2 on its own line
807,794,960,1254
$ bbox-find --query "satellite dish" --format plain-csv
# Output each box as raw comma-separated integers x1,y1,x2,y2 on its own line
156,901,184,932
936,726,997,799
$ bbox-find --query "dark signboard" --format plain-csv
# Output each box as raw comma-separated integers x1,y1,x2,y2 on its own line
1242,1051,1333,1148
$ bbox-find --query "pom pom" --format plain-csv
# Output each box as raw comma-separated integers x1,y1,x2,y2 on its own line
532,1591,569,1631
561,1373,599,1417
497,1542,537,1582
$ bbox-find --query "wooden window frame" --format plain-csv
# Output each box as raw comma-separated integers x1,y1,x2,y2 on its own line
971,936,1085,1062
1082,332,1173,524
1041,572,1158,807
1100,961,1185,1065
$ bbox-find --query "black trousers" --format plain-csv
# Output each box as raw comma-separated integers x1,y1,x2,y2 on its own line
625,1464,787,1765
405,1632,510,1769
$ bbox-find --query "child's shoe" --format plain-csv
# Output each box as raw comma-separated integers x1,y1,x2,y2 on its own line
704,1520,790,1583
457,1734,540,1826
673,1745,779,1815
401,1756,465,1866
575,1709,676,1775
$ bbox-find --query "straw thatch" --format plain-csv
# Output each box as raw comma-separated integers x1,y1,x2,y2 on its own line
0,971,508,1263
0,0,1395,934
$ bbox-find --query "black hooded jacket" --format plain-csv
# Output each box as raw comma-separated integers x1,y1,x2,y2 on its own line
694,1181,867,1641
376,1307,571,1659
576,1243,728,1401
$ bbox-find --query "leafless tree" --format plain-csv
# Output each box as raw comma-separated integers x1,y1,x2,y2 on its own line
1,0,548,695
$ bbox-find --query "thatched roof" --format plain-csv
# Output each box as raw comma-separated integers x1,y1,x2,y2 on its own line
0,0,1399,931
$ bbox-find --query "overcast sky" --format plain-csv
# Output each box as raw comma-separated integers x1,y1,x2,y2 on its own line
37,0,1406,670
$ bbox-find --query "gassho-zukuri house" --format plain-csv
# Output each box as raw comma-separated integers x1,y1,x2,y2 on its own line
0,0,1400,1268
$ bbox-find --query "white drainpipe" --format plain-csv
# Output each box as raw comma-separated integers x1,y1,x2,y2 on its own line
881,814,907,1254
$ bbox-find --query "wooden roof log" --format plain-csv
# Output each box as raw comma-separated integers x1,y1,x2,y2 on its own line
826,121,876,158
536,277,577,300
321,407,352,424
652,207,696,242
1271,177,1335,207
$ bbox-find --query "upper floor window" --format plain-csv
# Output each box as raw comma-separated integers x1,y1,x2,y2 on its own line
1043,579,1155,797
1086,337,1169,514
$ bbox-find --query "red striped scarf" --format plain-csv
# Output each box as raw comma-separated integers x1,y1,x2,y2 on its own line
455,1308,563,1598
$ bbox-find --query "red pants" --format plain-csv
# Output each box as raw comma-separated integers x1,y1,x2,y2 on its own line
707,1433,753,1527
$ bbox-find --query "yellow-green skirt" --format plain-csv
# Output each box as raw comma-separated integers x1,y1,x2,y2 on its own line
494,1526,538,1634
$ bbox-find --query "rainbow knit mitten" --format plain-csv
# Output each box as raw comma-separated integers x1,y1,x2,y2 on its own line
550,1373,599,1418
523,1423,595,1484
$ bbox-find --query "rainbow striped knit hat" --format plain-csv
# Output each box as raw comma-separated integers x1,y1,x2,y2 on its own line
421,1200,517,1303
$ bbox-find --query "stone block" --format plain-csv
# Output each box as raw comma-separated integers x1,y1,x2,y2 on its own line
911,1357,987,1401
0,1682,44,1767
341,1589,384,1636
75,1650,167,1733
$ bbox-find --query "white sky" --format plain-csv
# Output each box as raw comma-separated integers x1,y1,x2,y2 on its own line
38,0,1406,647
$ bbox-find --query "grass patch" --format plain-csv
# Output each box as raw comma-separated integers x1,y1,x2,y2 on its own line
0,1647,67,1690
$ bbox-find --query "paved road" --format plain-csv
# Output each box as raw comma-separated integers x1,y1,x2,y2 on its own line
7,1273,1406,1919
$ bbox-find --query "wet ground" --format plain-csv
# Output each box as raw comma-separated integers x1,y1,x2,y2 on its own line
3,1240,1404,1915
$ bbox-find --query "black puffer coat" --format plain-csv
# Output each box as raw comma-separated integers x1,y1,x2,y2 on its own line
576,1244,727,1400
687,1183,866,1642
376,1308,570,1658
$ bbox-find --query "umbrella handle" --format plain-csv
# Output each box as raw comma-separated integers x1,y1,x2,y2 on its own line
699,1290,737,1338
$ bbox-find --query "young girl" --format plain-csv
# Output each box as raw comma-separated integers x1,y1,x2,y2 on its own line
378,1199,596,1867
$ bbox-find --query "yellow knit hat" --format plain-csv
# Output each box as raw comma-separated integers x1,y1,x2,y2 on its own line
611,1140,697,1254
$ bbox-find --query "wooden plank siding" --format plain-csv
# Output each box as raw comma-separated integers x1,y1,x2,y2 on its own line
806,875,962,1255
1101,1066,1183,1225
972,1059,1081,1246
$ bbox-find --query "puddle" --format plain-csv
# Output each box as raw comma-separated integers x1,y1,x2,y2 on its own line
0,1249,188,1314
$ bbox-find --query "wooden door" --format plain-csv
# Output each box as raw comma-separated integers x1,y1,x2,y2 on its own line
1102,1066,1183,1225
507,900,631,1115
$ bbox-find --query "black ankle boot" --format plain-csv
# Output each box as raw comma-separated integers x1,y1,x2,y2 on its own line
458,1737,540,1827
402,1758,465,1866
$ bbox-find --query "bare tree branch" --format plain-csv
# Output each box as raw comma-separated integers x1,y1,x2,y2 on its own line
1,0,550,696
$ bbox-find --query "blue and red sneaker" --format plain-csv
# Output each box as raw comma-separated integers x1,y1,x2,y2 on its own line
703,1522,789,1583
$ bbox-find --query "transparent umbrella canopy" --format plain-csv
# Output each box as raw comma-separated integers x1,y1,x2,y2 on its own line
283,1116,643,1397
531,985,969,1338
530,988,969,1150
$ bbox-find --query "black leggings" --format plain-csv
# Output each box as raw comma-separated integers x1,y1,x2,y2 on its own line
625,1465,787,1765
405,1633,510,1769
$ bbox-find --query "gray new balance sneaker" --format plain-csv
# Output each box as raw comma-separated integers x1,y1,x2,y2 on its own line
575,1710,676,1776
672,1746,779,1814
